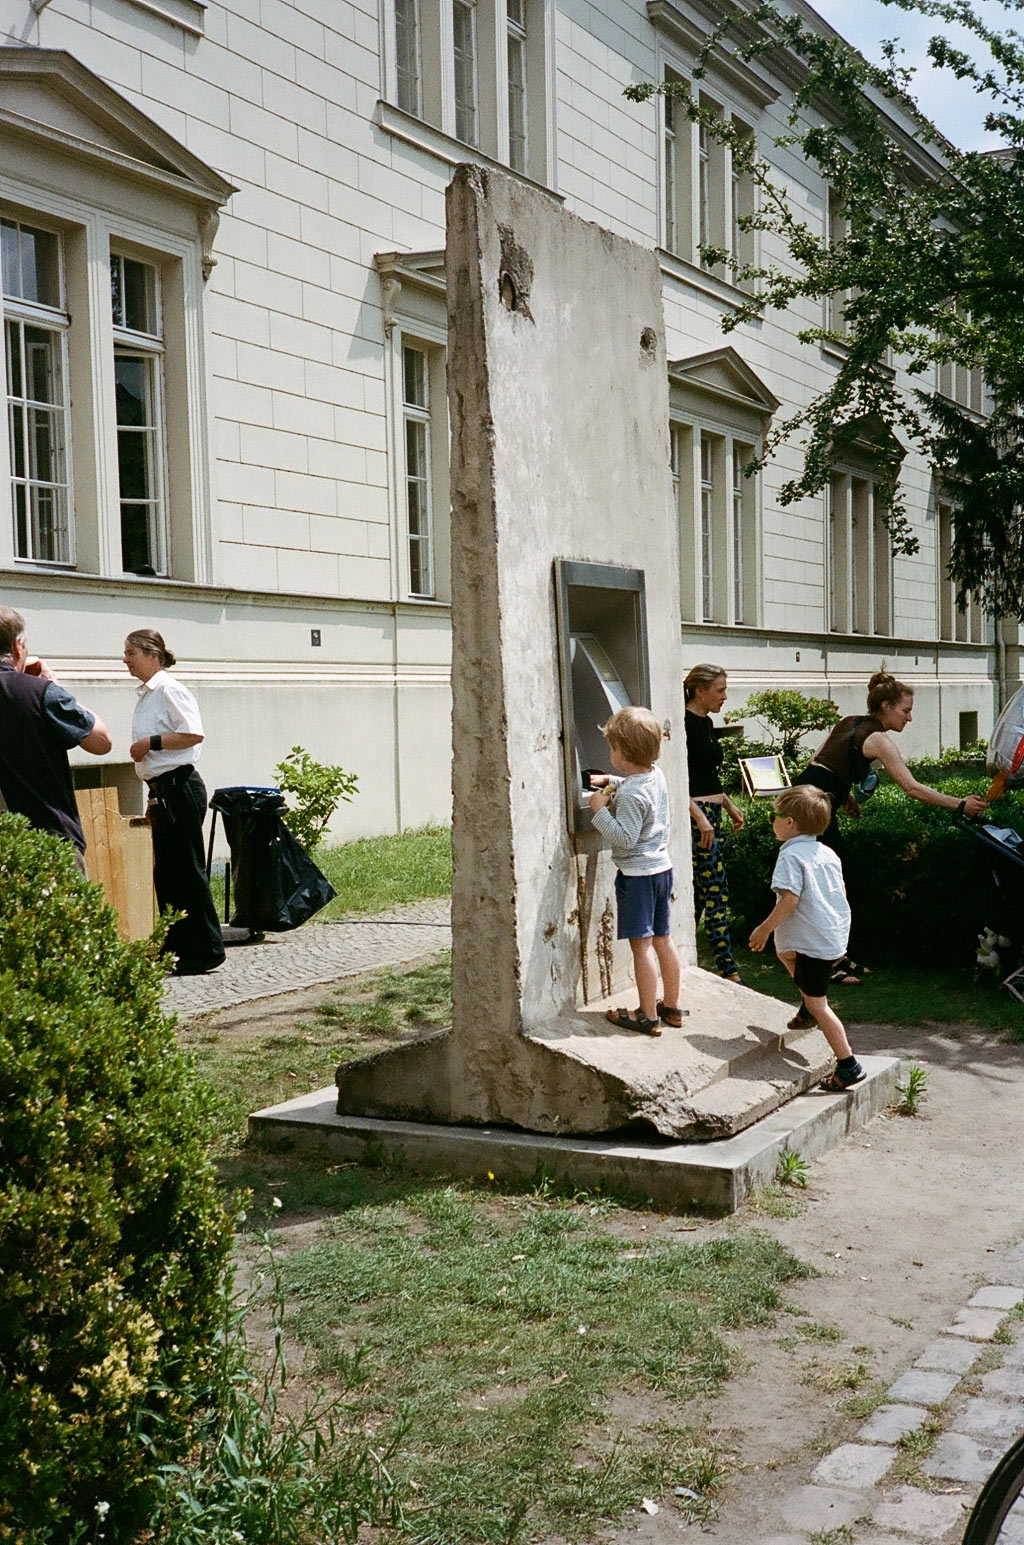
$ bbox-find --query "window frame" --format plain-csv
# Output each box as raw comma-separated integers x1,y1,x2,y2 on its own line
379,0,554,188
668,348,777,628
376,250,451,606
2,214,74,568
0,51,234,586
111,249,169,576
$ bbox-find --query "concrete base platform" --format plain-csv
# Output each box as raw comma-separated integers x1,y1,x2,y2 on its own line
251,1055,902,1212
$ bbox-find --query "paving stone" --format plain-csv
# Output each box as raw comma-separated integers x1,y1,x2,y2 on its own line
982,1366,1024,1400
969,1285,1024,1310
813,1443,897,1489
163,903,452,1019
959,1396,1024,1441
997,1498,1024,1544
872,1485,972,1541
858,1403,929,1443
914,1337,984,1375
945,1307,1009,1341
777,1484,866,1532
887,1368,961,1407
1000,1335,1024,1368
923,1430,1006,1484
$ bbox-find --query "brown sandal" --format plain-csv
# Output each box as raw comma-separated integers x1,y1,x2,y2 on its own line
656,1000,688,1027
606,1006,662,1036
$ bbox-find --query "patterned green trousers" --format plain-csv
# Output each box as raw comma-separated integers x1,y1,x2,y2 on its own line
690,800,738,978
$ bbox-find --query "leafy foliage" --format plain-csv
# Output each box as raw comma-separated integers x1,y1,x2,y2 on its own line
626,0,1024,616
724,779,1024,965
0,815,233,1543
726,689,840,764
145,1246,403,1544
274,745,359,852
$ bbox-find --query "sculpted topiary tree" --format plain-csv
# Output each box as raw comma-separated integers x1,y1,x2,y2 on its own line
0,814,233,1543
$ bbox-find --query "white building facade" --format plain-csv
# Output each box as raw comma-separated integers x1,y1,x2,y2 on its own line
0,0,1015,838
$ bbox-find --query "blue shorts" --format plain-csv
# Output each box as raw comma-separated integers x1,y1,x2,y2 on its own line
615,868,673,940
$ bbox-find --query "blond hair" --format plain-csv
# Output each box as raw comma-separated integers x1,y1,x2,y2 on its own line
775,785,832,836
601,706,662,767
683,663,727,703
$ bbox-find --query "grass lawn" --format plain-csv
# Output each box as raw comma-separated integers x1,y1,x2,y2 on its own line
211,822,451,923
182,952,814,1542
181,824,1021,1542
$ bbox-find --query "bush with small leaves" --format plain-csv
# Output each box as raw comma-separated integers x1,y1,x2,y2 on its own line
274,745,359,852
0,814,233,1544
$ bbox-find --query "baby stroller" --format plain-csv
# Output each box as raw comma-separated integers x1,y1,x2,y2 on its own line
966,821,1024,1002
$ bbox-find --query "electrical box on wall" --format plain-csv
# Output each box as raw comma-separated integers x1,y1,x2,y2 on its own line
553,559,651,836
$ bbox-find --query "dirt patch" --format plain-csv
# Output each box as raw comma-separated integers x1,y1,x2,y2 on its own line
584,1019,1024,1540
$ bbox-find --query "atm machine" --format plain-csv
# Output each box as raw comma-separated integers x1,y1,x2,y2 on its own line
554,559,652,839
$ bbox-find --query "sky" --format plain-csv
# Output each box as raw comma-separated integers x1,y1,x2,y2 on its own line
809,0,1019,149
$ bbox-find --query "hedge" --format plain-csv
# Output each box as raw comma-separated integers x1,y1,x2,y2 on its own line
721,780,1024,967
0,815,234,1543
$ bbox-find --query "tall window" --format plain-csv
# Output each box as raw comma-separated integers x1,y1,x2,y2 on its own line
385,0,546,178
402,344,434,597
938,500,984,643
699,433,714,620
660,78,754,281
395,0,422,114
453,0,478,146
506,0,528,174
828,470,891,635
111,253,166,574
673,419,759,626
825,189,852,339
2,217,71,565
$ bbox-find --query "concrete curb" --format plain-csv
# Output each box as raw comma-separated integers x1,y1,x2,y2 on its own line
249,1054,902,1211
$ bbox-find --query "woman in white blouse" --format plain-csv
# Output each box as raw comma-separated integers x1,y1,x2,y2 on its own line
125,629,224,976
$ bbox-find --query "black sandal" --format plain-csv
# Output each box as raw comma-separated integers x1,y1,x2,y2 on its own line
657,1000,689,1027
819,1063,865,1093
788,1004,816,1030
606,1006,662,1036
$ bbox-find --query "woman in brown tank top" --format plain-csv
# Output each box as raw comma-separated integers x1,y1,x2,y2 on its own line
797,671,986,846
789,670,987,1005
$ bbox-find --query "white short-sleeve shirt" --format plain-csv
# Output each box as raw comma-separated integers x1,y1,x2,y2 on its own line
771,834,850,961
132,670,204,780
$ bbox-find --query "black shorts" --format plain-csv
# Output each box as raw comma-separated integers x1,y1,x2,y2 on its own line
793,953,835,999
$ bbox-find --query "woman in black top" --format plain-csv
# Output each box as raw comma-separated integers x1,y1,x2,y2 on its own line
685,663,745,982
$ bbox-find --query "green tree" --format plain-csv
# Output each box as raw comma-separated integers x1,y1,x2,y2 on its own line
626,0,1024,618
726,688,840,764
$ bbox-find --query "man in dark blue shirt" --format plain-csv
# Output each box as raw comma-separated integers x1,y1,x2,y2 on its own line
0,607,112,858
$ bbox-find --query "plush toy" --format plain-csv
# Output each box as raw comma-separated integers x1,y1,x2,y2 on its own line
976,927,1012,975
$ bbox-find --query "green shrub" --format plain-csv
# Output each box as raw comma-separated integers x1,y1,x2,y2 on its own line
726,689,840,765
0,815,233,1543
274,746,359,852
723,781,1024,966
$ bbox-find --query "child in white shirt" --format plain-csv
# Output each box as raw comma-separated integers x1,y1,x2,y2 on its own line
749,785,864,1092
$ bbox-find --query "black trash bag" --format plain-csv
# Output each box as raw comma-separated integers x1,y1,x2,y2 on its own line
209,786,337,932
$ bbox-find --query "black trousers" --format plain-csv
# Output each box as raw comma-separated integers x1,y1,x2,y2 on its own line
148,767,225,970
